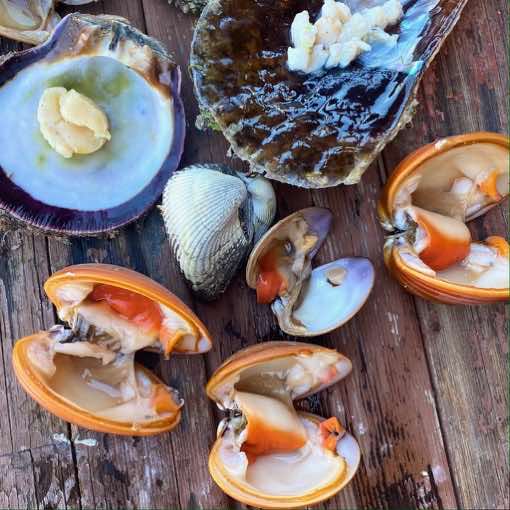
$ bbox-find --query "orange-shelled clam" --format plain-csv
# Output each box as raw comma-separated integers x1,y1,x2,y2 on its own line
206,342,360,509
12,264,212,435
378,132,509,304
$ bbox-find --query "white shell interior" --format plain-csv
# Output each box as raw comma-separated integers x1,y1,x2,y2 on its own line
290,258,375,334
0,55,173,210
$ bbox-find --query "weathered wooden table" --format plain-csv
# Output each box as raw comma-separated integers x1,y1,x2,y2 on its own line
0,1,508,509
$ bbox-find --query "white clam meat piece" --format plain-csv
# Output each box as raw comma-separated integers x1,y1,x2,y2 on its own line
315,16,343,48
290,11,317,50
472,256,509,289
326,39,371,69
308,44,329,73
287,46,311,72
321,0,351,22
53,341,116,365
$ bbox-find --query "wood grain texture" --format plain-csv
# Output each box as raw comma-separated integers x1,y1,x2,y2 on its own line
0,0,508,509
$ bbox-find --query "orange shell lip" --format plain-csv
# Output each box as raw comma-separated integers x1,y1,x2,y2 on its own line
206,341,352,402
378,132,509,224
12,334,181,436
12,264,213,435
378,132,509,304
390,246,509,304
45,263,212,352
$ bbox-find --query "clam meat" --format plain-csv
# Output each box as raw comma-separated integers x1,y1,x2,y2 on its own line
13,264,212,435
379,132,509,304
246,207,374,336
162,164,276,300
191,0,468,187
207,342,360,508
0,13,185,234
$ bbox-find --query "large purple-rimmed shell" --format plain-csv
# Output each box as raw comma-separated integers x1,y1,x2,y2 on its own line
0,13,185,235
191,0,468,188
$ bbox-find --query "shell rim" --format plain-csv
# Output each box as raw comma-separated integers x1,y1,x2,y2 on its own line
387,244,509,302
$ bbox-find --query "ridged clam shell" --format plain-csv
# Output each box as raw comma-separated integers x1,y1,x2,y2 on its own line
162,164,276,300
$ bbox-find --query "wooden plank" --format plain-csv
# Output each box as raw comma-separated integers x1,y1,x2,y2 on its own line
379,1,509,508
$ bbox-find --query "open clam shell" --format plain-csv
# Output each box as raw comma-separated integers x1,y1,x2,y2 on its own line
13,264,212,435
207,342,360,508
280,258,375,336
0,13,185,235
191,0,468,188
162,164,276,300
246,208,374,336
378,132,509,304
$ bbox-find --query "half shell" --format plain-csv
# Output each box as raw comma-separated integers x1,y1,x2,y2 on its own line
207,341,360,508
191,0,468,188
246,208,374,336
378,132,509,304
0,13,185,235
13,263,212,435
162,164,276,300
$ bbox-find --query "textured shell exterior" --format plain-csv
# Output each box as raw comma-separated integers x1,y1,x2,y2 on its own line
45,263,212,352
191,0,468,188
206,341,351,403
246,207,332,288
378,132,510,230
12,333,180,436
162,164,276,300
384,241,509,304
0,13,185,235
208,411,360,509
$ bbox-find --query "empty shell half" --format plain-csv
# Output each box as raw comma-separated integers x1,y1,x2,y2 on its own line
378,132,509,304
12,264,212,435
207,341,360,509
246,207,374,336
162,164,276,300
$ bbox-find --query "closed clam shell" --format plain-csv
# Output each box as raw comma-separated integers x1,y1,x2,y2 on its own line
378,132,509,304
162,164,276,300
